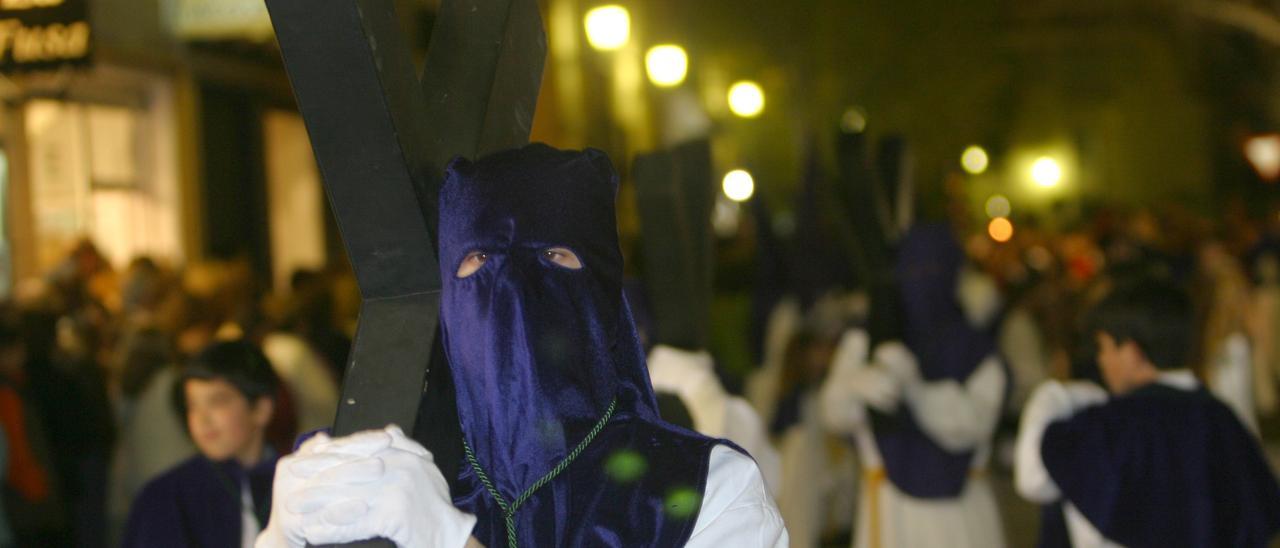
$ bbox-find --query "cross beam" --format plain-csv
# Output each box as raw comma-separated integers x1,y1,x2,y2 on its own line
265,0,544,545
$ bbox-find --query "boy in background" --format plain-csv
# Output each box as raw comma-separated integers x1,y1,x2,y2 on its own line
123,340,280,548
1016,279,1280,547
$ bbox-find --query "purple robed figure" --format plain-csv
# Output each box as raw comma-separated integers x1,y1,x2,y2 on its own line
870,224,1004,498
438,145,746,546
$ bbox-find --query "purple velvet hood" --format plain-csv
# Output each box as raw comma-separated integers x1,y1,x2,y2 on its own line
439,144,723,547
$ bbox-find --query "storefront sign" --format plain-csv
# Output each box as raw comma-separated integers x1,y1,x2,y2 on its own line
0,0,90,72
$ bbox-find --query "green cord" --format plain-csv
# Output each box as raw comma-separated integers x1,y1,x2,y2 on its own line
463,398,619,548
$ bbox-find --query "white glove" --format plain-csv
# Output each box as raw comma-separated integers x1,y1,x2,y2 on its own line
820,329,902,418
845,366,902,412
831,329,871,374
256,425,477,548
873,342,921,388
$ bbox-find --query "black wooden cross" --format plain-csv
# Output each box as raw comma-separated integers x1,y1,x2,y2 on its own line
263,0,545,545
633,139,715,351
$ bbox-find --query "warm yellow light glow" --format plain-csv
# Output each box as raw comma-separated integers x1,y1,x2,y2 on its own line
985,194,1010,218
722,169,755,201
1030,157,1063,188
1245,134,1280,182
988,217,1014,243
727,81,765,118
841,108,867,134
645,45,688,87
584,5,630,51
962,145,989,175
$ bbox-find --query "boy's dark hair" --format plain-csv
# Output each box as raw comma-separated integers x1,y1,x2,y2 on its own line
173,340,280,419
1087,277,1192,370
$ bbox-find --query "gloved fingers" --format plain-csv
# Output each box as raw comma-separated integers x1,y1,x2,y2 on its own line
308,456,386,486
383,425,431,458
833,329,870,365
286,452,369,479
320,498,370,526
861,383,900,411
309,429,394,457
286,485,372,515
295,431,332,454
300,522,377,547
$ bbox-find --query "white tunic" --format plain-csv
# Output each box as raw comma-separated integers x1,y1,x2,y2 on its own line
1207,333,1259,436
648,345,783,496
688,445,789,547
820,331,1007,548
261,332,340,432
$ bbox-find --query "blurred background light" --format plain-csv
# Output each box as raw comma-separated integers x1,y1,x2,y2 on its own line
1030,156,1063,188
723,169,755,201
727,81,765,118
840,107,867,134
645,45,688,87
988,217,1014,242
1245,133,1280,182
962,145,989,175
584,5,630,51
985,194,1011,218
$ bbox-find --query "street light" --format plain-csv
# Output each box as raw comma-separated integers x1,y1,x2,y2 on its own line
584,5,630,51
1030,156,1062,188
988,217,1014,243
985,194,1010,218
727,81,764,118
962,145,989,175
841,107,867,134
723,169,755,201
1245,133,1280,182
645,45,688,87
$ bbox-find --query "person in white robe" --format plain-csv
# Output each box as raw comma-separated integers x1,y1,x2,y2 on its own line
648,345,782,496
819,225,1007,548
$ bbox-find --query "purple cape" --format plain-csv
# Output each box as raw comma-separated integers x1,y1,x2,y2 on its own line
121,453,276,548
1042,383,1280,547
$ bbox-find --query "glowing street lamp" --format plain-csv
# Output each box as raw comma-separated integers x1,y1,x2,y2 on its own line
961,145,989,175
1030,156,1063,188
985,194,1010,218
988,217,1014,243
584,5,630,51
722,169,755,201
841,107,867,134
727,81,764,118
1245,133,1280,182
645,45,688,87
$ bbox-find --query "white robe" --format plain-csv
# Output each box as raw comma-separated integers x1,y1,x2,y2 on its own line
261,332,340,433
821,333,1007,548
648,345,783,496
774,393,858,548
688,444,789,547
1207,333,1259,436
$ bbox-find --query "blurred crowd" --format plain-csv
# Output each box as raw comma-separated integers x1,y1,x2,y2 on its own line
0,240,357,547
748,201,1280,545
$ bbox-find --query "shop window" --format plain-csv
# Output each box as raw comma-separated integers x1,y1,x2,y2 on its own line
25,95,181,273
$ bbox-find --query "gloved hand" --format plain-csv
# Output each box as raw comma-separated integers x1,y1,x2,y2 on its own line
256,425,477,548
821,329,902,417
844,365,902,413
873,342,921,388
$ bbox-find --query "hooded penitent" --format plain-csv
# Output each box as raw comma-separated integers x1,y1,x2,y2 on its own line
439,144,727,547
869,223,1000,498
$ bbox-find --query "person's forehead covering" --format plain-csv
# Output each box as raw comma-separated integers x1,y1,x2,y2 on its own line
439,144,622,282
